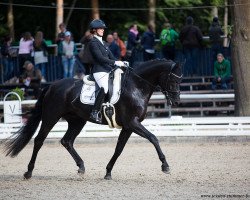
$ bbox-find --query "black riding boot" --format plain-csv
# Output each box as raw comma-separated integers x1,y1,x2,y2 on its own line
90,88,106,123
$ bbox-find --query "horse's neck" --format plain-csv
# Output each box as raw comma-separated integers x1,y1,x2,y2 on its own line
133,64,162,88
128,71,155,102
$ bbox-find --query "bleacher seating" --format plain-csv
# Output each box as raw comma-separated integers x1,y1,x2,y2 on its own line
148,76,234,117
0,76,235,120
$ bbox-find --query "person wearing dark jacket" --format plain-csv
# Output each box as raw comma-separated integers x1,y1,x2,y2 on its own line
126,24,140,66
1,36,14,82
141,25,155,61
33,31,48,81
179,16,203,76
78,30,94,76
209,17,224,72
88,19,125,123
106,34,120,59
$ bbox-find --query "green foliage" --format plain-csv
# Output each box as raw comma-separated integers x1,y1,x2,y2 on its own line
223,25,233,37
0,0,230,42
9,88,24,101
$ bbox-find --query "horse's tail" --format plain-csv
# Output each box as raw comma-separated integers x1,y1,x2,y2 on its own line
5,87,49,157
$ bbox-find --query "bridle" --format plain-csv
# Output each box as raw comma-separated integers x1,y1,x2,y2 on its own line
122,66,182,105
162,71,183,105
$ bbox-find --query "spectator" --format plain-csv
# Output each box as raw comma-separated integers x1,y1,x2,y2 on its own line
141,24,156,61
78,30,94,76
18,32,34,75
179,16,203,76
209,17,224,72
160,23,179,60
56,23,68,78
56,23,67,44
33,31,48,82
58,31,77,78
20,60,42,99
106,34,120,59
1,36,15,82
80,30,92,45
126,24,140,66
113,31,126,60
212,53,231,90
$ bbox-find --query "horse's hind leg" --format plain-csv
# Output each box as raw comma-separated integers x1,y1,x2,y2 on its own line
104,128,132,180
24,119,59,179
61,118,86,174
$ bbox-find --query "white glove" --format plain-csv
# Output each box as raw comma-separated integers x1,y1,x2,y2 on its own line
123,61,129,67
114,61,125,67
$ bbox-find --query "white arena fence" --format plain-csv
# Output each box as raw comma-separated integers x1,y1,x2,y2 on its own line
0,93,235,107
0,117,250,139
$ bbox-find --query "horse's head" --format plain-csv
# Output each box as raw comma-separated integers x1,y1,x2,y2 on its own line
159,62,183,106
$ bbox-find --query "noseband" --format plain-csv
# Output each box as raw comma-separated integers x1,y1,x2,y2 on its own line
161,71,183,106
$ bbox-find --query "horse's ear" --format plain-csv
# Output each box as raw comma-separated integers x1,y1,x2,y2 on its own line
171,62,182,82
172,62,183,76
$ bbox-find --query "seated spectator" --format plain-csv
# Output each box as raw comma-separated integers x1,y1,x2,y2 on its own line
106,34,120,59
212,53,232,90
20,61,42,98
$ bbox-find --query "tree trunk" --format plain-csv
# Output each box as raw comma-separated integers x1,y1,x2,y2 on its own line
65,0,77,26
223,0,229,47
148,0,156,32
91,0,99,19
7,0,14,40
56,0,64,39
231,0,250,115
212,6,218,17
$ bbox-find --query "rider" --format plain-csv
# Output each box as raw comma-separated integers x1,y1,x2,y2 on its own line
88,19,125,123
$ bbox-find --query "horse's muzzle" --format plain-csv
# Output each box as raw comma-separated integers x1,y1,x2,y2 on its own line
165,91,180,106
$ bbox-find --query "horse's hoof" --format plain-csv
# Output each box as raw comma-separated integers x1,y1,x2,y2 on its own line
23,172,32,179
104,174,112,180
162,166,170,174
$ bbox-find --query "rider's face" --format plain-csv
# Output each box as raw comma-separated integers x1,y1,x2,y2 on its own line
96,28,104,37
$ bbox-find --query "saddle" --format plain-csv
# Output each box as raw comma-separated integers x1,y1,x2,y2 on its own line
80,68,124,129
80,68,124,105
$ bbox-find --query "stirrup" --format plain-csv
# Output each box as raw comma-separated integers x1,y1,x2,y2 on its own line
90,110,102,123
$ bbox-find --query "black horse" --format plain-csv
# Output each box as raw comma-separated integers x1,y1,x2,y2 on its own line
5,59,182,180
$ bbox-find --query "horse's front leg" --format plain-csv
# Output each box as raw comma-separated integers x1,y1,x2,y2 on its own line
129,117,170,174
104,128,132,180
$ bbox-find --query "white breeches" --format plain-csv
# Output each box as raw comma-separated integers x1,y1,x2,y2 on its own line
93,72,109,93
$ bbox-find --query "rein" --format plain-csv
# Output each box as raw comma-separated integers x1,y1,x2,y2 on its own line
127,66,159,90
123,66,179,95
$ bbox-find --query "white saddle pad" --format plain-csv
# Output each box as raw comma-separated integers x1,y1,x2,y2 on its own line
80,68,124,105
